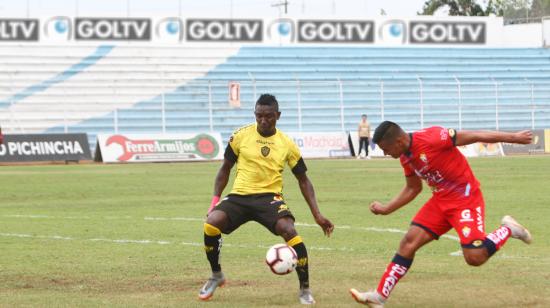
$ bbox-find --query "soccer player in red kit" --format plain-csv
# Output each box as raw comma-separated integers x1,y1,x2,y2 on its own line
350,121,533,307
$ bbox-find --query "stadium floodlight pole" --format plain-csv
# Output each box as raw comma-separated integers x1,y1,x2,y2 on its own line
417,76,424,129
454,75,462,130
524,78,535,130
491,77,499,130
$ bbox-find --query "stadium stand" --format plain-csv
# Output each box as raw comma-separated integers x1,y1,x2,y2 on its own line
1,45,550,148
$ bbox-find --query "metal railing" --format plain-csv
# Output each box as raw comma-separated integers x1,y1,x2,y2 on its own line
1,77,550,135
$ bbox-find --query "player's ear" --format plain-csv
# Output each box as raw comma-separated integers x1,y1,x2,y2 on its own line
396,134,407,150
276,111,281,120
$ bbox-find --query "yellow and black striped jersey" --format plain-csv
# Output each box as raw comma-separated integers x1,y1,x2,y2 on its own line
225,123,306,195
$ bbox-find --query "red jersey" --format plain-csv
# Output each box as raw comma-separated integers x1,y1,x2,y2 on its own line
400,126,480,201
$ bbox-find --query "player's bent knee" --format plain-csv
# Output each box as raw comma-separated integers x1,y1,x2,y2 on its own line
205,210,228,231
464,256,486,267
275,218,297,240
463,250,488,267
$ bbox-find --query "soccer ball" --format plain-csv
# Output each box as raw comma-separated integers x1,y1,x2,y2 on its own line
265,244,298,275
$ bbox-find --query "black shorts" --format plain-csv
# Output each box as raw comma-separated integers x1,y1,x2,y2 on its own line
214,193,295,235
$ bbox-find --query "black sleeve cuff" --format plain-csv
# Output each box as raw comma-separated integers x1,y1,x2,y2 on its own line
224,144,237,163
449,128,457,146
291,157,307,174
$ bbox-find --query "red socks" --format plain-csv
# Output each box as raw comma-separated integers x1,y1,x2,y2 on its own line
376,254,413,299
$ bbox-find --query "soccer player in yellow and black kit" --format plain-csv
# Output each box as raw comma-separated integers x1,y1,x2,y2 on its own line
198,94,334,305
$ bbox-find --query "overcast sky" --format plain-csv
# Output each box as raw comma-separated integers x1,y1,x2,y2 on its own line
0,0,429,18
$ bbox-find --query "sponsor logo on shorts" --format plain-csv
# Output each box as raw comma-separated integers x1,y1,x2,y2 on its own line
476,206,484,232
472,240,483,247
277,204,289,213
462,226,471,238
460,209,474,222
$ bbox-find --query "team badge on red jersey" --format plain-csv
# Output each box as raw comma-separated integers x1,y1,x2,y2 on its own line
420,153,428,163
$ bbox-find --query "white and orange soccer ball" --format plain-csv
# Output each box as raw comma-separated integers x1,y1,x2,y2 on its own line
265,244,298,275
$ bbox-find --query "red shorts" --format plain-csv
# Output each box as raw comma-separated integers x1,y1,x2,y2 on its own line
411,189,486,246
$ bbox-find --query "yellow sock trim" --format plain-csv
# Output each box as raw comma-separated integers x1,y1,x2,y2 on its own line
204,223,221,236
287,235,303,247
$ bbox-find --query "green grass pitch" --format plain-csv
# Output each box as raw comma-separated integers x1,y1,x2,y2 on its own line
1,156,549,307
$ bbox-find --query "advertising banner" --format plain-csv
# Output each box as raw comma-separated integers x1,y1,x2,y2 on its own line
96,133,223,163
457,142,504,157
0,133,91,162
74,18,152,41
3,16,508,46
546,129,550,153
349,131,383,157
0,19,39,41
287,132,351,158
185,19,262,42
297,20,374,43
501,130,546,155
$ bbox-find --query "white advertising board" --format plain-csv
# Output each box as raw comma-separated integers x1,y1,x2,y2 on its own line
96,133,224,163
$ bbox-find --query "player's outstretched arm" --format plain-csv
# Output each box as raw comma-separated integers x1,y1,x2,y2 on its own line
455,130,533,147
207,158,235,214
294,172,334,237
370,175,422,215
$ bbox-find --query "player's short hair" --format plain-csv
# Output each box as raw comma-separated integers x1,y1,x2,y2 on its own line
256,94,279,112
361,114,367,118
372,121,403,144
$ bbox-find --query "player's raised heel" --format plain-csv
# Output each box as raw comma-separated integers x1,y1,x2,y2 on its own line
501,215,532,244
298,288,316,305
349,288,385,307
198,272,225,301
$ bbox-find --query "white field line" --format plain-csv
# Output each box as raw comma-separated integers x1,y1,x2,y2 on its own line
0,214,471,257
0,232,353,252
0,231,538,260
1,214,461,241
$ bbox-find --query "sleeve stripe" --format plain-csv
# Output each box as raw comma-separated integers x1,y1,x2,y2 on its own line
291,157,307,174
224,144,237,162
